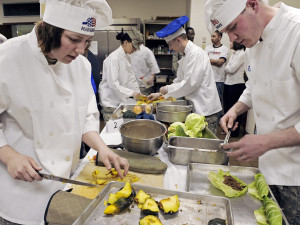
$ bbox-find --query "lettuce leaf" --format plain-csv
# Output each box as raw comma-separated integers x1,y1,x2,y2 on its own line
185,113,207,137
254,206,269,225
263,197,282,225
248,173,269,200
208,169,248,198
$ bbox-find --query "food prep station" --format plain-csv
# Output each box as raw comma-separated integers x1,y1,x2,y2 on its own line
67,99,289,224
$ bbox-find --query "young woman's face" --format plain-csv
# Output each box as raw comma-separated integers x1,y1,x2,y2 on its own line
122,40,135,54
48,30,93,64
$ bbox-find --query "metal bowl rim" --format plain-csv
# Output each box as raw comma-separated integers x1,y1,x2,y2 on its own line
119,119,167,141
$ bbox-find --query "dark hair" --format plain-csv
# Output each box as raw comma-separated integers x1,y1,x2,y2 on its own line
186,27,194,33
233,41,246,51
116,28,132,44
215,30,223,38
36,21,90,55
36,21,63,54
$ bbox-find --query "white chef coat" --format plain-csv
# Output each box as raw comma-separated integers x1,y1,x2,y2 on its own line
224,49,246,85
0,28,99,224
165,41,222,116
99,46,140,108
129,44,160,87
205,44,229,82
239,3,300,186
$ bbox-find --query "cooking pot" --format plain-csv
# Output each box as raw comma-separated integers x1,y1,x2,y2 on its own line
119,119,167,155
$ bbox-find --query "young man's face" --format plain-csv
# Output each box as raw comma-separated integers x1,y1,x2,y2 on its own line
49,30,92,64
167,38,181,53
221,5,262,48
186,29,195,42
210,32,221,45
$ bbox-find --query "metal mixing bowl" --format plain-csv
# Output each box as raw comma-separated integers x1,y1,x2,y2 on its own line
156,105,192,123
119,119,167,155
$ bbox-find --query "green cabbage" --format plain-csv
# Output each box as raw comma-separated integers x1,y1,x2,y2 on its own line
167,122,188,139
185,113,207,137
263,197,282,225
248,173,269,200
208,169,248,198
254,207,269,225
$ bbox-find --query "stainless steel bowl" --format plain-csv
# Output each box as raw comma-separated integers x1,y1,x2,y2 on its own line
156,105,192,123
156,100,195,112
167,136,228,165
119,119,167,155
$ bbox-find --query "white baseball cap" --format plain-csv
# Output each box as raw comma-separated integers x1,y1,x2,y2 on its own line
40,0,112,35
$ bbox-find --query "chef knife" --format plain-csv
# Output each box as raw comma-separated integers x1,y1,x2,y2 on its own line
37,171,98,187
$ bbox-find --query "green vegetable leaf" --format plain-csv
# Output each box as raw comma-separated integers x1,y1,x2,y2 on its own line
248,173,269,200
263,197,282,225
175,125,189,137
254,206,270,225
208,169,248,198
185,113,207,137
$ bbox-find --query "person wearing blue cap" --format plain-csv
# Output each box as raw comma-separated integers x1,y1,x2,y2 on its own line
148,16,222,134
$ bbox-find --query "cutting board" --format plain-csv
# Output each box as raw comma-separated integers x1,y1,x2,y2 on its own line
70,162,164,199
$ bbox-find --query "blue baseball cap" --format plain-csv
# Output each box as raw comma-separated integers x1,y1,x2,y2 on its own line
156,16,189,42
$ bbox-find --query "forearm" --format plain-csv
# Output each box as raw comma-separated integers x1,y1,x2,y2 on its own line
82,131,108,152
229,101,250,117
210,58,225,67
264,127,300,151
0,145,17,165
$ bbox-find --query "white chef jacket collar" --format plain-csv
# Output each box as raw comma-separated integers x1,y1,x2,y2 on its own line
260,3,284,41
184,40,193,55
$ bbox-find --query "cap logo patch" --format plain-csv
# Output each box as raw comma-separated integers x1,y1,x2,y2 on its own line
81,17,96,33
211,19,222,29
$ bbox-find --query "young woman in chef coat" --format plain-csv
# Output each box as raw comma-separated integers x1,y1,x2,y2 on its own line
99,28,143,122
0,0,128,224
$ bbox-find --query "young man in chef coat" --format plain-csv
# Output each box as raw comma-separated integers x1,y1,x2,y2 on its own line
147,16,222,134
205,0,300,224
0,0,129,224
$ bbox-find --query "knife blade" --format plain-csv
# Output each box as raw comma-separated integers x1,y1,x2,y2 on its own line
37,171,98,187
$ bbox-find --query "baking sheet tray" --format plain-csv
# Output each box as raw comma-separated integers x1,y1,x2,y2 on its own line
186,163,289,225
73,181,234,225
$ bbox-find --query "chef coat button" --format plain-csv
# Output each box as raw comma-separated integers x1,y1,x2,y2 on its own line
66,129,70,134
49,132,54,136
66,98,70,104
49,102,54,107
51,160,55,165
36,141,41,148
253,80,256,85
272,117,275,121
268,43,273,48
66,156,71,161
264,82,268,87
256,113,260,117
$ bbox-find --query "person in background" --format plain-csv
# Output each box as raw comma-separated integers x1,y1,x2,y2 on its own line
130,37,160,96
148,16,222,134
206,0,300,224
0,33,7,44
0,0,129,224
205,30,228,122
185,27,195,42
223,42,246,137
99,28,143,122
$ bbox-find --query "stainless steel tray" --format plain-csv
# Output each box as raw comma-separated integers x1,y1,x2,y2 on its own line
186,163,289,225
73,181,234,225
167,136,228,166
111,104,154,122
